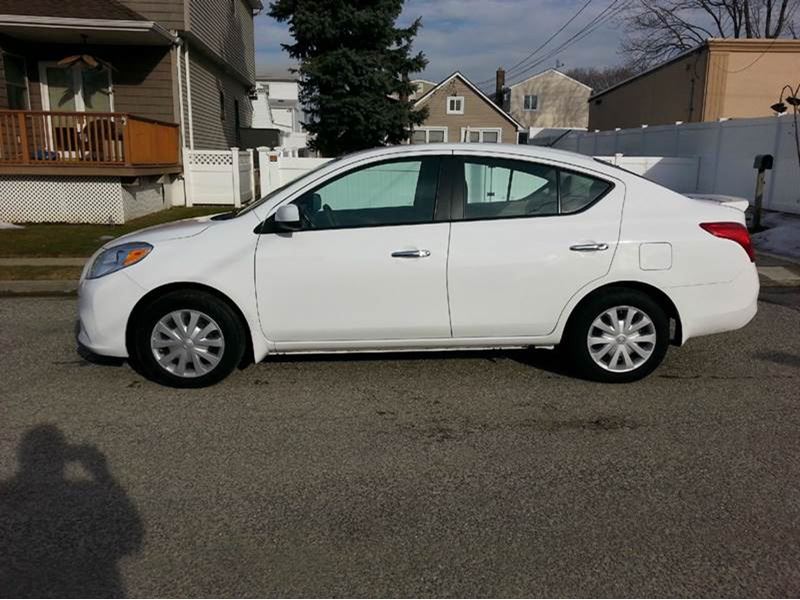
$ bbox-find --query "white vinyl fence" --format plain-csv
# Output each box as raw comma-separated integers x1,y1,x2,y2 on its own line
542,116,800,214
257,148,330,195
185,147,254,207
254,148,701,199
596,155,700,193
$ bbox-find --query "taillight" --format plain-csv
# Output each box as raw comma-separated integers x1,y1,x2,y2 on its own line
699,222,755,262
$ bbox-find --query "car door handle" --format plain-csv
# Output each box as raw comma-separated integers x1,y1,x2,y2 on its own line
569,243,609,252
391,249,431,258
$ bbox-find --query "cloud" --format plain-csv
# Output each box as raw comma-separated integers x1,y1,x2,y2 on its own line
254,17,294,69
255,0,624,85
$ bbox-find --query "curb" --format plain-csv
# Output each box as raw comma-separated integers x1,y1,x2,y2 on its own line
756,251,800,267
0,280,78,297
0,257,88,267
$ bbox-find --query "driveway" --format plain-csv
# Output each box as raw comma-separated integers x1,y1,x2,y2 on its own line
1,295,799,596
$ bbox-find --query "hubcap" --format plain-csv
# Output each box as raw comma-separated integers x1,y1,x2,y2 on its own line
586,305,656,373
150,310,225,378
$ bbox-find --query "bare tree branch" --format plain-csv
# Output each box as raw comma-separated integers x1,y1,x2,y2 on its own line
565,64,642,92
620,0,800,67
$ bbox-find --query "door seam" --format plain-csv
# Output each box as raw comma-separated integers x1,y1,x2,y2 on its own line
445,221,454,337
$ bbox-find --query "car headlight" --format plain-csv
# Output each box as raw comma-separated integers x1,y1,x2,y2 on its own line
88,242,153,279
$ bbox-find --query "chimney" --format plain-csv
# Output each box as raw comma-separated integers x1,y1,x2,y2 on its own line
495,67,505,107
399,75,410,103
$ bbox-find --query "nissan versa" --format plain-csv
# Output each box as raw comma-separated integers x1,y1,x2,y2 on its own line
77,144,758,387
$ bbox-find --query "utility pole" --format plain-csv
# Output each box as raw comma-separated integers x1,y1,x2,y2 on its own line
751,154,773,231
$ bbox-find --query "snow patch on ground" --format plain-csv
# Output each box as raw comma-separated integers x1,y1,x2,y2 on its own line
753,211,800,260
0,222,24,230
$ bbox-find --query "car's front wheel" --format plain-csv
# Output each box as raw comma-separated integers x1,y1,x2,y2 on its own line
131,290,246,388
562,289,670,383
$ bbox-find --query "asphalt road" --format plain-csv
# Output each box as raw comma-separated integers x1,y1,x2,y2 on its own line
1,294,800,597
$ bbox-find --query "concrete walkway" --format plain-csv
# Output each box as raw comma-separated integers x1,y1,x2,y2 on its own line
757,253,800,286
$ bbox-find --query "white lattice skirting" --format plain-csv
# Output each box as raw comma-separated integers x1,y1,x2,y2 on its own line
0,175,167,224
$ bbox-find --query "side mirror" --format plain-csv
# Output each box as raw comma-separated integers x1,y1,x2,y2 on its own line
274,204,301,231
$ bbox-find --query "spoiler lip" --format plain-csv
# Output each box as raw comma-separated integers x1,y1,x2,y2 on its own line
684,193,750,213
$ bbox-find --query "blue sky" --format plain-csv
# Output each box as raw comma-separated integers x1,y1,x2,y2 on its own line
254,0,624,89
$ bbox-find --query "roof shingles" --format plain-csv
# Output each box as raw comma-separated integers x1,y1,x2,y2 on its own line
0,0,146,21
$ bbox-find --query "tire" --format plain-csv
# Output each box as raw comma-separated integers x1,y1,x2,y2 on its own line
562,288,669,383
130,290,246,388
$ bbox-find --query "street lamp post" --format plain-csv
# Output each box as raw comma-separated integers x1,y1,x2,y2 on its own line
770,83,800,173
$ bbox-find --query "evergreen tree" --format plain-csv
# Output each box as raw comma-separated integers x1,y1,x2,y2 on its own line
268,0,428,156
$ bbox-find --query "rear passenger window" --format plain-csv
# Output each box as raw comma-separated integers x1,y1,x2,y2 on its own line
462,158,558,219
457,157,612,220
559,171,612,214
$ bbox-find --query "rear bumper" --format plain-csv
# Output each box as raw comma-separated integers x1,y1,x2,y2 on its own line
77,271,146,358
668,264,759,343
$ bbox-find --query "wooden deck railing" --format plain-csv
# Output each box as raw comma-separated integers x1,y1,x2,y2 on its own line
0,110,180,168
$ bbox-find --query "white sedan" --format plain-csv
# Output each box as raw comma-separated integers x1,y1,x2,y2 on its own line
77,144,758,387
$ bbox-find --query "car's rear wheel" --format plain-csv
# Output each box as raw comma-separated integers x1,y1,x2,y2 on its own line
131,290,246,388
563,289,669,383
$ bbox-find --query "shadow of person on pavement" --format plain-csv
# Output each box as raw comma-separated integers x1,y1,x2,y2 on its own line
0,425,143,598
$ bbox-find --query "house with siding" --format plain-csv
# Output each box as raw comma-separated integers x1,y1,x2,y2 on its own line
587,38,800,131
411,72,522,145
409,78,436,100
0,0,261,223
502,69,590,130
251,67,308,155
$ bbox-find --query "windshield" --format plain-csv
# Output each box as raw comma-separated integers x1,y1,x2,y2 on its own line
232,156,343,217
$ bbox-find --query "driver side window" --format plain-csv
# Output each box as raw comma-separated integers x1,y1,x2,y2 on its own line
292,157,441,230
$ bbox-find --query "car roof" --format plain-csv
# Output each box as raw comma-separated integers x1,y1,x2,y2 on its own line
245,143,626,220
338,143,606,173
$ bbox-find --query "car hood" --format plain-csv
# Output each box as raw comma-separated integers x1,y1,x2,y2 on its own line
104,214,223,248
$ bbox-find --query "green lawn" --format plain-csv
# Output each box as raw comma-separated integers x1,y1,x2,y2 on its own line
0,206,225,258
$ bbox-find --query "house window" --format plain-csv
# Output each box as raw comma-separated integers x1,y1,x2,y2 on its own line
446,95,464,115
523,94,538,111
4,53,29,109
410,127,447,144
40,62,113,112
462,128,502,143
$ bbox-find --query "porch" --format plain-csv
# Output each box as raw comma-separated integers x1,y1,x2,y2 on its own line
0,110,181,176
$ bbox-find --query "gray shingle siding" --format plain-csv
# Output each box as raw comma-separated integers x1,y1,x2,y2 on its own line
120,0,258,150
184,49,252,149
116,0,186,29
188,0,255,82
0,38,175,121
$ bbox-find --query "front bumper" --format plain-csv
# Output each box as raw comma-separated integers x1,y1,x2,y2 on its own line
77,271,147,358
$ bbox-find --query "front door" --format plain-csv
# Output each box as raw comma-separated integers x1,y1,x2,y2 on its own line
38,63,115,159
447,154,624,338
255,155,452,346
39,63,113,112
